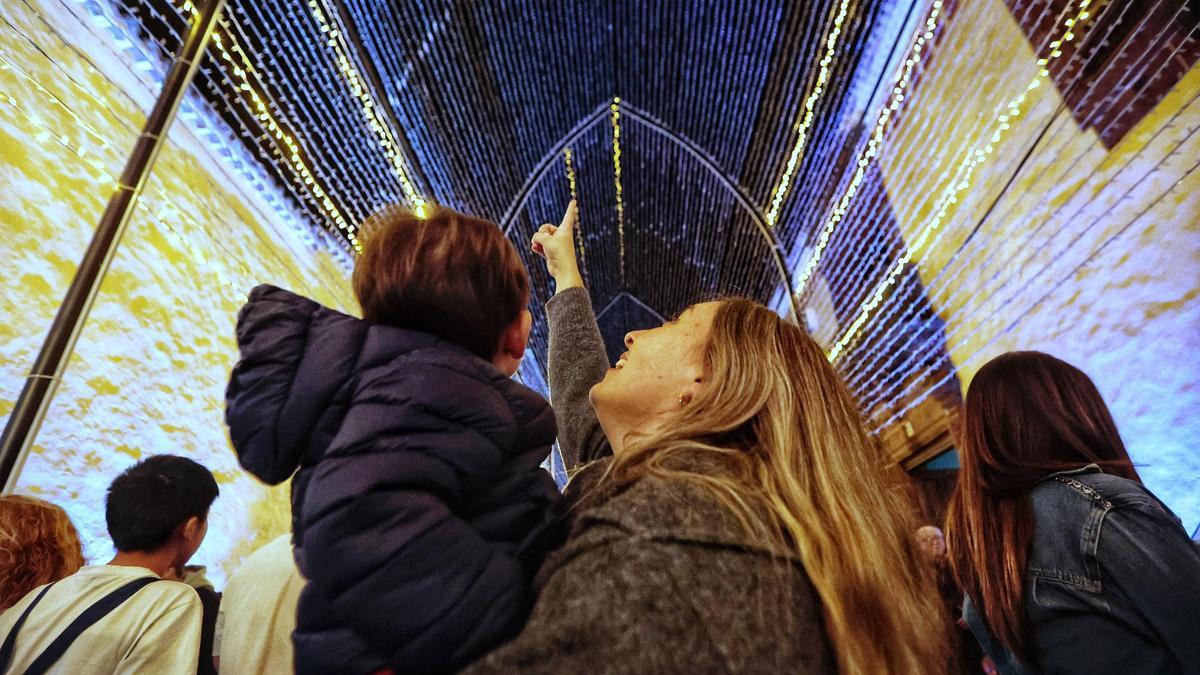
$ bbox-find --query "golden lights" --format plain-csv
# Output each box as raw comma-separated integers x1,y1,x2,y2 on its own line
207,27,360,250
793,0,945,301
307,0,427,220
563,146,588,281
827,0,1097,361
611,97,626,284
764,0,852,230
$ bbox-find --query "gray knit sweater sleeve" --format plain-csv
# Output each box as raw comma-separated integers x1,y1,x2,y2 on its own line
545,287,613,469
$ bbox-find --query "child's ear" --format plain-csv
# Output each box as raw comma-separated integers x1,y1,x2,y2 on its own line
494,310,532,376
181,516,203,543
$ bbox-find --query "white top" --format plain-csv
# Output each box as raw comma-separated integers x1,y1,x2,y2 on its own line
214,534,304,674
0,565,201,674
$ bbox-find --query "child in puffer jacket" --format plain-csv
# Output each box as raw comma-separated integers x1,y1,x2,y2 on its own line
225,205,565,674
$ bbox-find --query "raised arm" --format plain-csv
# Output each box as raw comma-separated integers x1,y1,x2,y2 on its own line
532,201,613,468
545,288,612,467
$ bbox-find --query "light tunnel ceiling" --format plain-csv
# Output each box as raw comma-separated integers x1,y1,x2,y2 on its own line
115,0,1199,422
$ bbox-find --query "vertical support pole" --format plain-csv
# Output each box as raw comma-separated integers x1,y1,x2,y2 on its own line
0,0,228,491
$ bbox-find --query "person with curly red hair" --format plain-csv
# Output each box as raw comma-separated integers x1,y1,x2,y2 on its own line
0,495,85,612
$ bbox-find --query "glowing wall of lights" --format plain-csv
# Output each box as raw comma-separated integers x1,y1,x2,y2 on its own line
0,0,356,585
864,0,1200,529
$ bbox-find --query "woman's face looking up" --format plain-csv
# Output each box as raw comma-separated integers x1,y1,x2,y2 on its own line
589,301,718,452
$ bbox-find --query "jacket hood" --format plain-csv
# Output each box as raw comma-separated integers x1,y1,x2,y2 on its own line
225,284,551,485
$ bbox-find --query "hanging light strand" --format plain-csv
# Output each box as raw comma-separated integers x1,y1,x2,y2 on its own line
205,26,360,249
563,145,589,284
792,0,945,299
827,0,1098,361
217,6,399,216
764,0,853,229
611,97,626,285
307,0,427,217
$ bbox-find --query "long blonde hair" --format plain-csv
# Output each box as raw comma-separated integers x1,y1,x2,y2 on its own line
605,298,947,673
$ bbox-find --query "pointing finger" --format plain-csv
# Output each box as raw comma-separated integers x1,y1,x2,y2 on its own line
559,200,577,234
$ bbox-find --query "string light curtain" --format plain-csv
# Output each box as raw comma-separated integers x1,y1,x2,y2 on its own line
108,0,1200,508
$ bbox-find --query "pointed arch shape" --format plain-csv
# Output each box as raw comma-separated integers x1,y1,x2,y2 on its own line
500,99,800,320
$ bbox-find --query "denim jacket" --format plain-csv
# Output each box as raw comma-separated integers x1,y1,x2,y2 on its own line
964,465,1200,675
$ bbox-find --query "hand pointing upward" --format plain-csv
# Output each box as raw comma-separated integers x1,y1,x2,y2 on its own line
531,200,583,294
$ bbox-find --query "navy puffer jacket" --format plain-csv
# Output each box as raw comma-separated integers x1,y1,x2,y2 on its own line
225,285,564,674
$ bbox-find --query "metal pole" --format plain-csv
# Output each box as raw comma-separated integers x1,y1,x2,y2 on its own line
0,0,228,492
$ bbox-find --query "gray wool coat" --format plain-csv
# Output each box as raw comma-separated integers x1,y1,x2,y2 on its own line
463,288,836,674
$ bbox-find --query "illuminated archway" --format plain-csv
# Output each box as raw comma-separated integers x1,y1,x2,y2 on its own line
500,100,800,320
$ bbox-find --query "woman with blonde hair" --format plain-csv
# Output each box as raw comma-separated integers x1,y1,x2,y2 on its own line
466,203,947,674
0,495,85,611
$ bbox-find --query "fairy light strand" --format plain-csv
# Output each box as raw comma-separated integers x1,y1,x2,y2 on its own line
213,4,394,233
140,0,396,251
764,0,852,229
792,0,944,299
611,97,626,285
563,145,589,284
306,0,427,217
204,26,359,249
828,0,1098,361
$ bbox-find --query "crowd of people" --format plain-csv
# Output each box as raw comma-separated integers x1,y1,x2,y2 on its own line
0,201,1197,674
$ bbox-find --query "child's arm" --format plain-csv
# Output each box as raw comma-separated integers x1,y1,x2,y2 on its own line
298,361,542,673
532,201,614,469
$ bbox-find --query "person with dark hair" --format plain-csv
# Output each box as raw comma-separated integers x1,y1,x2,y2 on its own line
945,351,1200,674
0,454,218,674
226,204,563,673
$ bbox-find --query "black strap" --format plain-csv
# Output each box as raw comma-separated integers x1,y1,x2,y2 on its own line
0,583,56,673
3,576,160,675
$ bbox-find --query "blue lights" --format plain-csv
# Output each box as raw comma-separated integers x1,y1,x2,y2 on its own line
5,0,1195,544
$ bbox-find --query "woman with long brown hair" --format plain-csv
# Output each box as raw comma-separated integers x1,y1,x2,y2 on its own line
0,495,85,611
466,203,947,674
946,351,1200,674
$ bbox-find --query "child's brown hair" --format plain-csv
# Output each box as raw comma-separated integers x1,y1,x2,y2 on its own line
352,206,530,360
